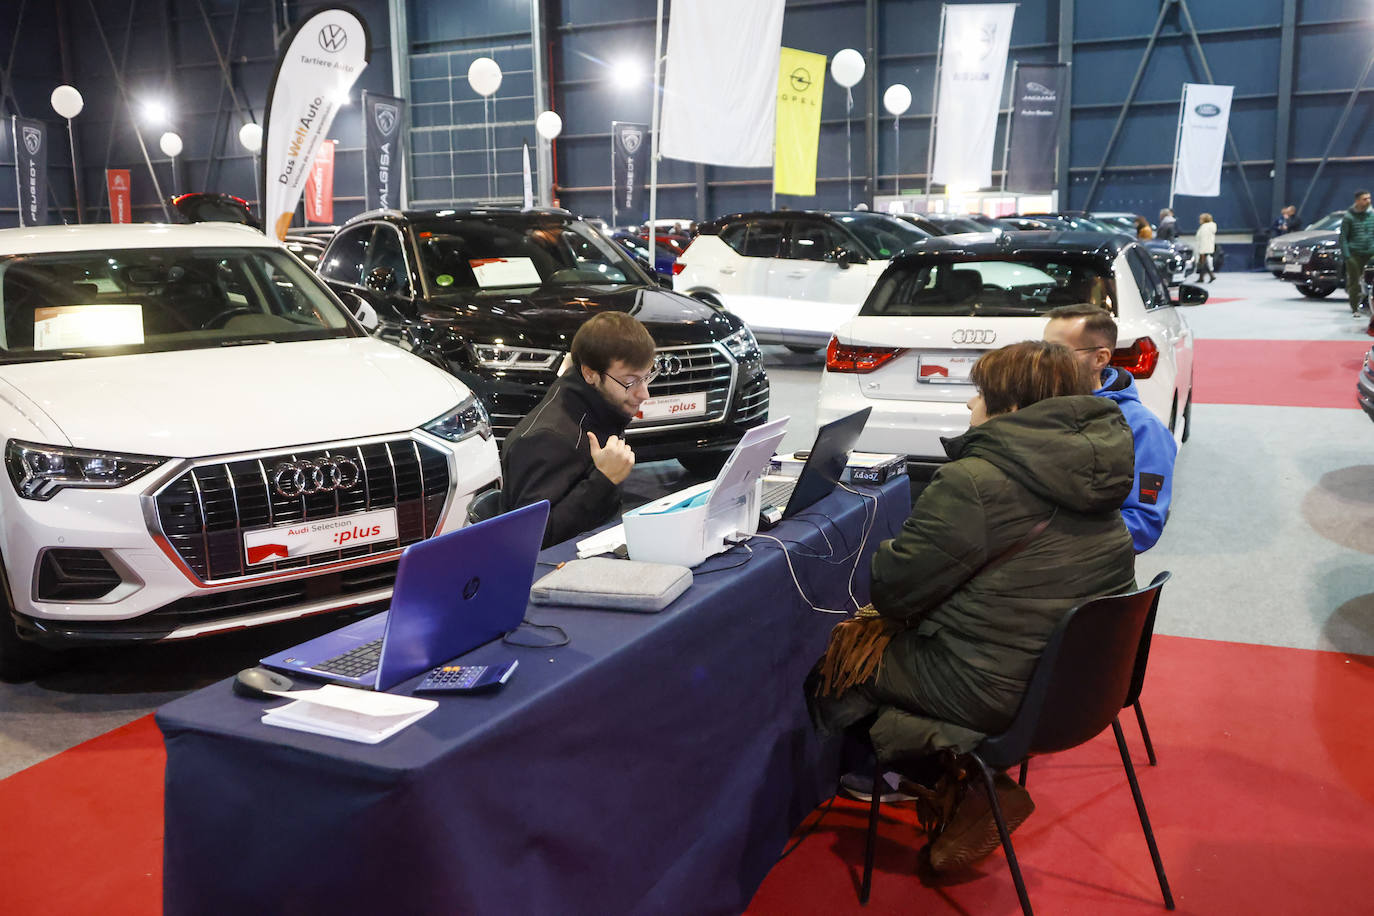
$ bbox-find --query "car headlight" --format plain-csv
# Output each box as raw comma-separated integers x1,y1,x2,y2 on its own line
421,395,493,443
469,343,562,371
5,440,166,500
720,325,760,360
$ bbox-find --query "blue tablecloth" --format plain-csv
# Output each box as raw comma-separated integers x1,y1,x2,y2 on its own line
157,478,909,916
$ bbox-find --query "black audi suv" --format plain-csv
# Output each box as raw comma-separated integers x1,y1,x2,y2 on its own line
316,208,770,474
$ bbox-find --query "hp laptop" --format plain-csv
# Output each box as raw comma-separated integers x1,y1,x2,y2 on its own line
759,407,872,524
260,500,550,691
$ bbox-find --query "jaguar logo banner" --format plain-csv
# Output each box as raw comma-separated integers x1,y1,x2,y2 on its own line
305,139,336,224
1172,83,1233,198
1005,63,1068,193
363,91,405,211
612,121,649,222
931,3,1016,189
106,169,132,223
774,47,826,197
261,7,370,239
12,116,48,226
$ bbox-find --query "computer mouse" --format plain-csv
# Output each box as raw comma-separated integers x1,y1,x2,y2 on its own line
793,450,811,460
232,666,297,699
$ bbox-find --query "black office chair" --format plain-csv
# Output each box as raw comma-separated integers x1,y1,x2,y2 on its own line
858,572,1175,915
467,488,503,525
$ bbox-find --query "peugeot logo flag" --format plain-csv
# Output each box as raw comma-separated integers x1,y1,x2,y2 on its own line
363,92,406,210
931,3,1017,190
261,7,370,239
611,121,649,222
12,117,48,227
1172,83,1233,198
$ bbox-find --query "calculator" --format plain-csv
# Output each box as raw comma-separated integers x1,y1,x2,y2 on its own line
414,659,519,694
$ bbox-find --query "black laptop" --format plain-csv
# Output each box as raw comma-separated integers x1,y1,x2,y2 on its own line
759,407,872,525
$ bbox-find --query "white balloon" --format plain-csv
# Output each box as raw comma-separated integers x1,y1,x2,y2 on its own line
883,83,912,117
159,131,183,158
468,57,503,97
50,85,84,119
238,122,263,152
831,49,865,89
535,110,563,140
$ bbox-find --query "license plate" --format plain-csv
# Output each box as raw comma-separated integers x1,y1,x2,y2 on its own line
635,391,706,421
1284,263,1303,273
243,507,398,566
917,353,979,384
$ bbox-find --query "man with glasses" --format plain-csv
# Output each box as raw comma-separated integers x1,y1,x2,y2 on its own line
503,312,658,547
1043,304,1177,552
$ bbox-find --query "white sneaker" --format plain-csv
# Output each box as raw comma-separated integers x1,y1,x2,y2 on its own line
840,771,918,803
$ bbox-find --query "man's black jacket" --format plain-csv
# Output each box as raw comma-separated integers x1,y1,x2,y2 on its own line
501,371,632,548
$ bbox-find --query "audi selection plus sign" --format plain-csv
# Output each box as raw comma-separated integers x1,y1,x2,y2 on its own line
0,223,499,679
317,208,770,475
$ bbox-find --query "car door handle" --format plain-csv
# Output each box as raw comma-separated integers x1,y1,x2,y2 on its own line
719,267,737,276
787,271,808,279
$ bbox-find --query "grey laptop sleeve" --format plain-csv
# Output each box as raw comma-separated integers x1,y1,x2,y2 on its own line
530,558,693,612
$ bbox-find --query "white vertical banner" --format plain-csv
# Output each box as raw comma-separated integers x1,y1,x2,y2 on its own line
522,143,534,209
1172,83,1233,198
659,0,785,167
931,3,1016,189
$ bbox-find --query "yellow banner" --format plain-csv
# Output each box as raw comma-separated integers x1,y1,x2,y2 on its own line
775,47,826,197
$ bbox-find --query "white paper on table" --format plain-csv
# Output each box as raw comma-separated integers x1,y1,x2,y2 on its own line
576,524,626,559
260,684,437,744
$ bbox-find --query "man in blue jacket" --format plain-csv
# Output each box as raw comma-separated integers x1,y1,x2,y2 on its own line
1044,304,1177,552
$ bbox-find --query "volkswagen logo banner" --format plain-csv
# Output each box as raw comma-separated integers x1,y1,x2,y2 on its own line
363,92,406,211
11,116,48,227
261,7,371,240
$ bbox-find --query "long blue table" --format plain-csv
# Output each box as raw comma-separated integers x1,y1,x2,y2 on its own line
157,478,909,916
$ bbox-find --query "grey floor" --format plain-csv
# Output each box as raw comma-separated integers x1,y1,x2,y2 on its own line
2,270,1371,779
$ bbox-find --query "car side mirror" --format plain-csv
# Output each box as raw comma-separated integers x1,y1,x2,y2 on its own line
1174,283,1208,306
339,291,381,332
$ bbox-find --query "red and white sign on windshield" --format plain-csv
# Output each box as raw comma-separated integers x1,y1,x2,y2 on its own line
304,139,336,225
243,507,397,566
106,169,132,224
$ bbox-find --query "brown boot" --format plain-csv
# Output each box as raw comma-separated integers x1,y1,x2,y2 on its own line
926,771,1034,872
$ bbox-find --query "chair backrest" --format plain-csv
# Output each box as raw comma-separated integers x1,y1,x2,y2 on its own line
1123,571,1169,708
978,571,1171,766
467,488,504,525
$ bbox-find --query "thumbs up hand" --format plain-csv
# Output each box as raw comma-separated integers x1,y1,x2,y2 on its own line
587,431,635,485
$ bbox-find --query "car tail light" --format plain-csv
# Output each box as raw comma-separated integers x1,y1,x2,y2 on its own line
826,336,904,373
1110,337,1159,379
672,262,685,274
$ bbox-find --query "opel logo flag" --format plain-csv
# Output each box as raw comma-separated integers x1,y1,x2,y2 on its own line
774,48,826,197
261,7,370,239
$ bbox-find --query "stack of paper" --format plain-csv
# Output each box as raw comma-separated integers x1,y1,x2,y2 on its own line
261,684,437,744
575,523,626,559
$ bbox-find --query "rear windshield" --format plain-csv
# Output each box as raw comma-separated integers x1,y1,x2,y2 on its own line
861,256,1117,318
1309,212,1344,231
832,213,929,259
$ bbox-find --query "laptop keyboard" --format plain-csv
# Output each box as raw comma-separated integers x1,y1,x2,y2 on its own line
760,478,797,509
313,637,383,677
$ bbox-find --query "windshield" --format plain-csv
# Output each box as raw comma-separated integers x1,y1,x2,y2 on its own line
861,256,1117,318
1310,212,1344,231
932,216,987,234
413,218,648,292
833,213,929,259
0,246,356,362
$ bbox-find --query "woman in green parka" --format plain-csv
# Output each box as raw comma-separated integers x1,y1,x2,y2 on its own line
810,339,1137,871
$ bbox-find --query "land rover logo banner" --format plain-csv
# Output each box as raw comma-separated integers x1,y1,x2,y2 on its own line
1005,63,1067,193
930,3,1017,189
12,116,48,227
363,91,406,211
612,121,649,221
261,7,370,240
1172,82,1233,198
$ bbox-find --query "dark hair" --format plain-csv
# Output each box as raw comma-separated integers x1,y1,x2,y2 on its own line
570,312,656,375
1045,303,1119,349
970,340,1092,417
1357,190,1371,200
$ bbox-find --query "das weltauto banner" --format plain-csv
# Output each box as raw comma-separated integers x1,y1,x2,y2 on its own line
931,3,1016,189
305,139,336,224
1172,83,1233,198
774,47,826,197
261,7,369,239
363,91,405,210
611,121,649,222
12,117,48,227
106,169,132,223
1004,63,1068,193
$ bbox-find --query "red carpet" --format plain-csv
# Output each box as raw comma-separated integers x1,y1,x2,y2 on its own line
3,637,1372,915
1192,338,1369,408
748,636,1374,914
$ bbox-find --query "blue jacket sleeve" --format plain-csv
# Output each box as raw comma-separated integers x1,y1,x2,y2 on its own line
1120,405,1177,552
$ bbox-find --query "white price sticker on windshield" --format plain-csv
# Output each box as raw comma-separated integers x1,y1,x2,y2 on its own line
33,304,145,350
470,257,542,288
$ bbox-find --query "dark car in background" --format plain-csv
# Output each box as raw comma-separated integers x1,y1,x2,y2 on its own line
1265,211,1343,276
1013,212,1196,283
894,212,987,235
316,208,770,474
1267,212,1350,298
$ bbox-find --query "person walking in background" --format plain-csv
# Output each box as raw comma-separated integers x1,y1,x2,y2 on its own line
1195,213,1217,283
1134,215,1154,240
1156,208,1178,240
1270,205,1302,237
1339,190,1374,317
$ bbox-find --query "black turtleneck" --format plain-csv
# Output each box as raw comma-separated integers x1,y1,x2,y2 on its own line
500,371,633,548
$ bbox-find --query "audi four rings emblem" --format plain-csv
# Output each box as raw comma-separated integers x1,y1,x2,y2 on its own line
272,457,361,498
952,329,997,345
654,354,684,376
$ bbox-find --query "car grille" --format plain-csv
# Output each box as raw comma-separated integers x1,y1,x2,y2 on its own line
152,438,450,583
736,375,771,424
629,342,734,431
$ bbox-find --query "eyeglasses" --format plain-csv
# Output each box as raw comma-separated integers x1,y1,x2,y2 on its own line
1072,346,1110,353
602,367,660,390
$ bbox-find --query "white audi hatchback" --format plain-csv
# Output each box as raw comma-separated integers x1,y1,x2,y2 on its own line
816,231,1201,465
0,223,498,678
